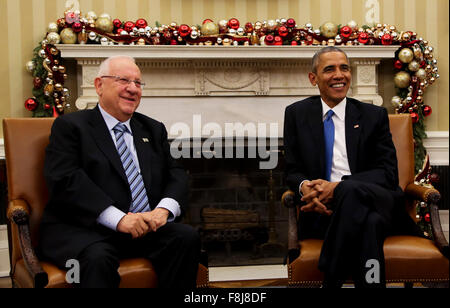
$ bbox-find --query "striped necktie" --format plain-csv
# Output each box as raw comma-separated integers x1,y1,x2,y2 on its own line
113,123,150,213
323,110,335,182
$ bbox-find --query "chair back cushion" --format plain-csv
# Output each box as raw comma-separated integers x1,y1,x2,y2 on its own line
3,118,55,246
388,114,414,191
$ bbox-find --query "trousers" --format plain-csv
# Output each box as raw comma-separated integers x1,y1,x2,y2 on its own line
76,223,200,288
298,180,397,288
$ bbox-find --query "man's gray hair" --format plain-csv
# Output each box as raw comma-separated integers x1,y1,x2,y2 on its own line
97,55,137,77
311,46,349,73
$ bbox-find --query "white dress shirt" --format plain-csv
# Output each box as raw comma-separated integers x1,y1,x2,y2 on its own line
299,98,352,195
321,98,351,183
96,104,181,231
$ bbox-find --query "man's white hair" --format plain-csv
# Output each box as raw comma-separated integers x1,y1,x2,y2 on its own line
97,55,137,77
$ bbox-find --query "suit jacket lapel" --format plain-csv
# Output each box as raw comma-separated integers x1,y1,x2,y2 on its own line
345,100,362,174
306,97,325,173
89,106,128,184
130,118,153,190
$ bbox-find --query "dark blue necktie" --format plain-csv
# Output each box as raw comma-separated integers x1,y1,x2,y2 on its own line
113,123,150,213
323,110,335,181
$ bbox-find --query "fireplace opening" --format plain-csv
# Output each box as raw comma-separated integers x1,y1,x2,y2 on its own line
178,142,288,267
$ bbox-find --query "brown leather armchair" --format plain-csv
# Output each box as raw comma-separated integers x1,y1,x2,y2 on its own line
3,118,209,288
282,114,449,287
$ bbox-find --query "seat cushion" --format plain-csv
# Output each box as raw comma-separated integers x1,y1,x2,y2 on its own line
13,258,158,288
384,236,449,282
289,236,449,286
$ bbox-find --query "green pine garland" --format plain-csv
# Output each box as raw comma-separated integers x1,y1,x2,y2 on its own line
30,43,54,117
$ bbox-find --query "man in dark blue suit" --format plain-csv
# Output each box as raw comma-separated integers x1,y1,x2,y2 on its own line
284,47,418,288
39,56,200,288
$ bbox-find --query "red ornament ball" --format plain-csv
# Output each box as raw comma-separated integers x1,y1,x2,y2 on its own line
422,105,432,117
340,26,352,38
358,32,369,44
264,34,275,45
113,19,122,28
135,19,148,29
424,213,431,223
179,24,191,37
274,36,283,45
25,98,38,111
410,112,419,124
228,18,240,30
291,40,298,46
44,103,51,110
278,25,289,37
394,60,404,70
72,22,83,33
33,77,43,89
381,33,392,45
286,18,296,28
429,173,440,184
244,22,253,33
116,28,124,35
123,21,135,33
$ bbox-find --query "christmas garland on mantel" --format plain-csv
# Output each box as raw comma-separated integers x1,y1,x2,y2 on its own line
24,10,440,237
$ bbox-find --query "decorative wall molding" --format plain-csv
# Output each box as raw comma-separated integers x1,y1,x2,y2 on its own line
424,132,450,166
57,45,401,136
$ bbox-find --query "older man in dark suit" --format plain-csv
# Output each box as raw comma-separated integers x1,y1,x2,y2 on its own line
39,55,200,288
283,47,418,288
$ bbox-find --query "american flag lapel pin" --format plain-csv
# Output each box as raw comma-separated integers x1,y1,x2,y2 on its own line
354,124,360,129
142,138,150,143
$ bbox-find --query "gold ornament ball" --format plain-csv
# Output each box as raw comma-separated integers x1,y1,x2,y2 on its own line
415,68,427,80
408,61,420,72
398,48,414,63
413,47,423,60
347,20,358,30
321,22,338,38
60,28,78,44
391,96,402,108
44,83,54,95
394,71,411,88
46,32,61,44
201,21,219,36
95,16,114,33
47,22,59,33
25,60,35,73
266,19,277,31
86,11,97,21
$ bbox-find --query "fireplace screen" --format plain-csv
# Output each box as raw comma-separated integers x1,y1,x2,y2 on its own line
180,152,288,267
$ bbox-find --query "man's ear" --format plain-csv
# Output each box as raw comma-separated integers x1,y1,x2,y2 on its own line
94,77,103,96
308,72,317,86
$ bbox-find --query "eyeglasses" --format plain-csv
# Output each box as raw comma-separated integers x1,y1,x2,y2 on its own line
100,75,145,88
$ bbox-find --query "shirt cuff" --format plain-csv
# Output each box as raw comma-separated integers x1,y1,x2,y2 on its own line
299,180,309,197
156,198,181,222
97,206,127,231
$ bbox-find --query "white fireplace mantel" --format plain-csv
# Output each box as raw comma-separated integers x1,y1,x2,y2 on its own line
58,45,399,139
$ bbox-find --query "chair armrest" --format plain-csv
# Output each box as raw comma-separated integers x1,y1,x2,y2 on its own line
405,183,440,204
404,184,448,259
281,190,296,208
7,199,49,288
281,190,300,263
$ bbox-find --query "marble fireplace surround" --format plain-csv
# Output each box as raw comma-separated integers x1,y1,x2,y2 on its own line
58,45,398,140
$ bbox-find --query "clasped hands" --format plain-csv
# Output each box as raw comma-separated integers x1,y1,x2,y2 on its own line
300,179,339,216
117,208,169,239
